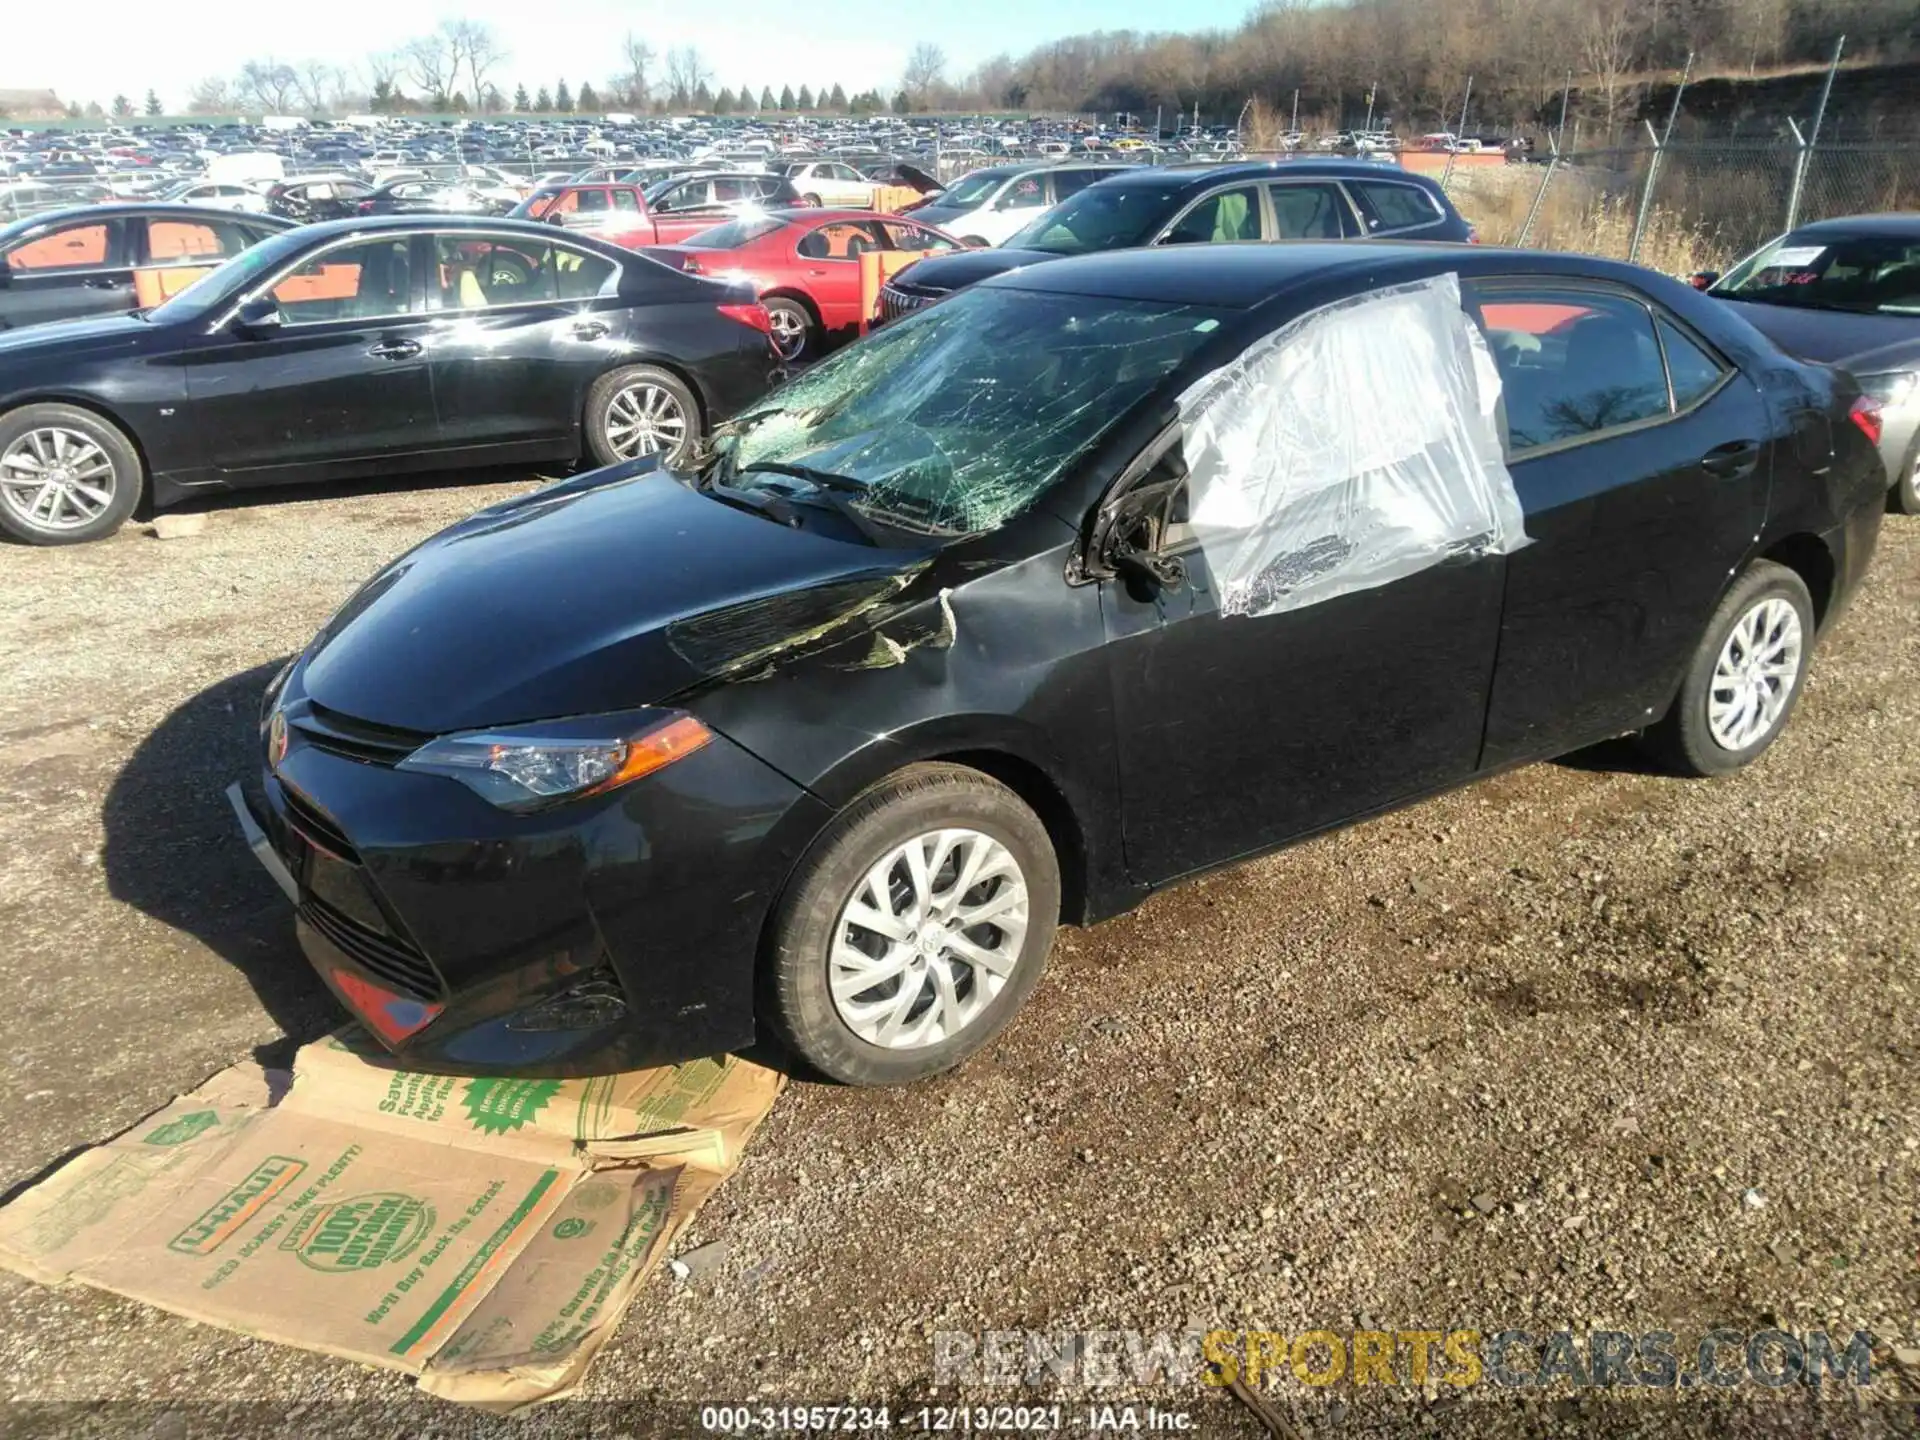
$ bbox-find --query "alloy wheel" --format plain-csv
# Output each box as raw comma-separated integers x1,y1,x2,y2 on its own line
829,827,1030,1049
0,427,118,534
1706,596,1804,751
602,383,688,460
767,306,808,361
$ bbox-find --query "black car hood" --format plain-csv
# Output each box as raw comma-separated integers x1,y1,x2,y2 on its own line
300,467,928,735
0,313,150,359
1717,298,1920,372
896,247,1056,295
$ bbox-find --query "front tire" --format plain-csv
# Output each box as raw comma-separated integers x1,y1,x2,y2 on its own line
0,403,143,546
767,763,1060,1086
1640,560,1815,777
584,365,698,468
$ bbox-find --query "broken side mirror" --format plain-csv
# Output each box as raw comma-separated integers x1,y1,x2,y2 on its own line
1113,545,1185,598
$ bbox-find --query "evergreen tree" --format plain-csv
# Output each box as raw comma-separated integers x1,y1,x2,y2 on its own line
797,84,814,110
760,86,777,112
714,88,734,114
144,89,162,117
451,91,470,113
891,90,910,115
534,87,553,112
111,94,133,119
828,83,848,112
779,85,795,111
737,85,757,113
555,79,573,112
513,83,530,112
578,82,600,112
694,81,714,111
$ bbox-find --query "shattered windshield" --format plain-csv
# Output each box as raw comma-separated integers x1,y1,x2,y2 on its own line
1715,232,1920,314
1004,184,1184,256
706,287,1226,535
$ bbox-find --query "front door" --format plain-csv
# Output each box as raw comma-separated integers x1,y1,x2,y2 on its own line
794,219,885,330
1466,279,1775,765
0,215,133,328
176,233,438,476
1100,293,1509,885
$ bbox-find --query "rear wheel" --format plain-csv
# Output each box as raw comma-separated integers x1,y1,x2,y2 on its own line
0,403,142,546
584,365,697,468
1640,560,1815,777
764,296,816,363
802,192,823,208
766,763,1060,1086
1893,436,1919,515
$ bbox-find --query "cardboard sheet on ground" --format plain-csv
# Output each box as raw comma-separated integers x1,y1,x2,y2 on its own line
0,1030,784,1409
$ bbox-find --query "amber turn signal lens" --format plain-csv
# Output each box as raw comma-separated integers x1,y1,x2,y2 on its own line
584,714,713,799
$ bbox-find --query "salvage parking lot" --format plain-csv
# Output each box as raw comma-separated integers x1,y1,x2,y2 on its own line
1,476,1917,1433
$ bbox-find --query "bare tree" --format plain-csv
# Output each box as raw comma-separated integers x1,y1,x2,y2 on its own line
442,19,506,107
903,42,947,106
1579,0,1648,140
187,76,232,114
617,33,656,107
403,32,457,104
293,60,338,113
664,47,711,106
235,58,300,113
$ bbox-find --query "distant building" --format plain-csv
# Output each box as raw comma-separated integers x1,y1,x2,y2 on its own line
0,89,65,120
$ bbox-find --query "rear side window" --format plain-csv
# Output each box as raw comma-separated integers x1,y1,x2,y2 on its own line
1050,169,1103,200
997,175,1048,211
1267,183,1351,239
144,217,253,267
6,219,117,271
1352,180,1442,233
1657,316,1729,409
434,236,616,306
1474,288,1679,452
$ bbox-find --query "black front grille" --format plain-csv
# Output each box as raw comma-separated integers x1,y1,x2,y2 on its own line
301,895,444,1001
291,703,428,766
878,284,936,323
280,784,358,863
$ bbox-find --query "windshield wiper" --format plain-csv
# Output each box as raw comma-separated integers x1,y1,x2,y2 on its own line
736,459,867,493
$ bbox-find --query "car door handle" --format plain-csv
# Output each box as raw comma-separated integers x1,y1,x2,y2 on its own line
570,319,610,340
84,276,126,290
368,339,421,360
1699,439,1761,479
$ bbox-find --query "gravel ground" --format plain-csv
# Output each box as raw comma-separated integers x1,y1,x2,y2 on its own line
0,477,1915,1439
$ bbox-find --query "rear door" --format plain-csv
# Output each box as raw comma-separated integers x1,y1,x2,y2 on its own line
793,218,886,329
1154,182,1269,246
0,215,133,327
1262,179,1363,239
176,232,439,475
424,231,624,449
131,212,262,306
1466,278,1774,764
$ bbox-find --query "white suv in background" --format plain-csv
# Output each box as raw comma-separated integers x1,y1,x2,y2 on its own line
907,163,1131,246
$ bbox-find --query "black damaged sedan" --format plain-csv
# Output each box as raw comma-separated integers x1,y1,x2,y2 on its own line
237,243,1887,1086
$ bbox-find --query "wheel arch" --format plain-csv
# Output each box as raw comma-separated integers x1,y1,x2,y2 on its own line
583,355,710,450
1758,531,1836,631
760,287,822,329
0,393,153,505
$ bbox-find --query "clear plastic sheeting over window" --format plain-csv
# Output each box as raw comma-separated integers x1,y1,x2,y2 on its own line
1180,273,1528,619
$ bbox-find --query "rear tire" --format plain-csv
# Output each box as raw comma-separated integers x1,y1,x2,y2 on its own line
1892,436,1920,515
1640,560,1815,777
584,365,698,469
764,296,817,363
766,763,1060,1087
0,403,142,546
802,193,823,208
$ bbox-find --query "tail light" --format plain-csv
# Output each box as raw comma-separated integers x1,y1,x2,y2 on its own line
357,200,376,214
680,255,704,275
1465,225,1480,245
1848,394,1883,447
718,301,773,337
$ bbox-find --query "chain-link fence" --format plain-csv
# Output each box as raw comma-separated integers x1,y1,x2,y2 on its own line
1442,138,1920,275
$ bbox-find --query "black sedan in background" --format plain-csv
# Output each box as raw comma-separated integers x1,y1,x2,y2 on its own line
354,180,509,217
266,176,375,223
0,216,779,544
237,243,1884,1087
1699,214,1920,513
0,204,290,331
879,160,1473,321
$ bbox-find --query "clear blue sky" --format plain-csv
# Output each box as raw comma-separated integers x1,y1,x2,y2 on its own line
12,0,1257,110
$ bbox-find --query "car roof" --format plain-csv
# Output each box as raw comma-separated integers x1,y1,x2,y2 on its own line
0,203,295,239
1090,158,1437,194
1788,212,1920,239
975,241,1653,309
267,214,604,244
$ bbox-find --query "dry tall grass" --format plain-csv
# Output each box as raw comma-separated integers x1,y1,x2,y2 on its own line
1446,164,1734,276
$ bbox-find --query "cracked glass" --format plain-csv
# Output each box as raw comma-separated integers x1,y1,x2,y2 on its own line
708,287,1227,536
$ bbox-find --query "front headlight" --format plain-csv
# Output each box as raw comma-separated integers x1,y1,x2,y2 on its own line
1857,371,1918,409
397,710,711,812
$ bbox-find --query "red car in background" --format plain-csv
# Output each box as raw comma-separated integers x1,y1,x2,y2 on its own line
512,175,812,252
645,209,965,361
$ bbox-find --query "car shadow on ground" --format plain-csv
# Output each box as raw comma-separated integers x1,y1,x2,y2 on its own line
134,463,554,523
1552,736,1672,777
100,659,341,1066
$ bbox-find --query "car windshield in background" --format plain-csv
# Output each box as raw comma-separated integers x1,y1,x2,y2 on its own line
708,288,1223,535
935,169,1010,208
146,230,307,322
1005,184,1183,256
681,215,789,249
1715,233,1920,314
